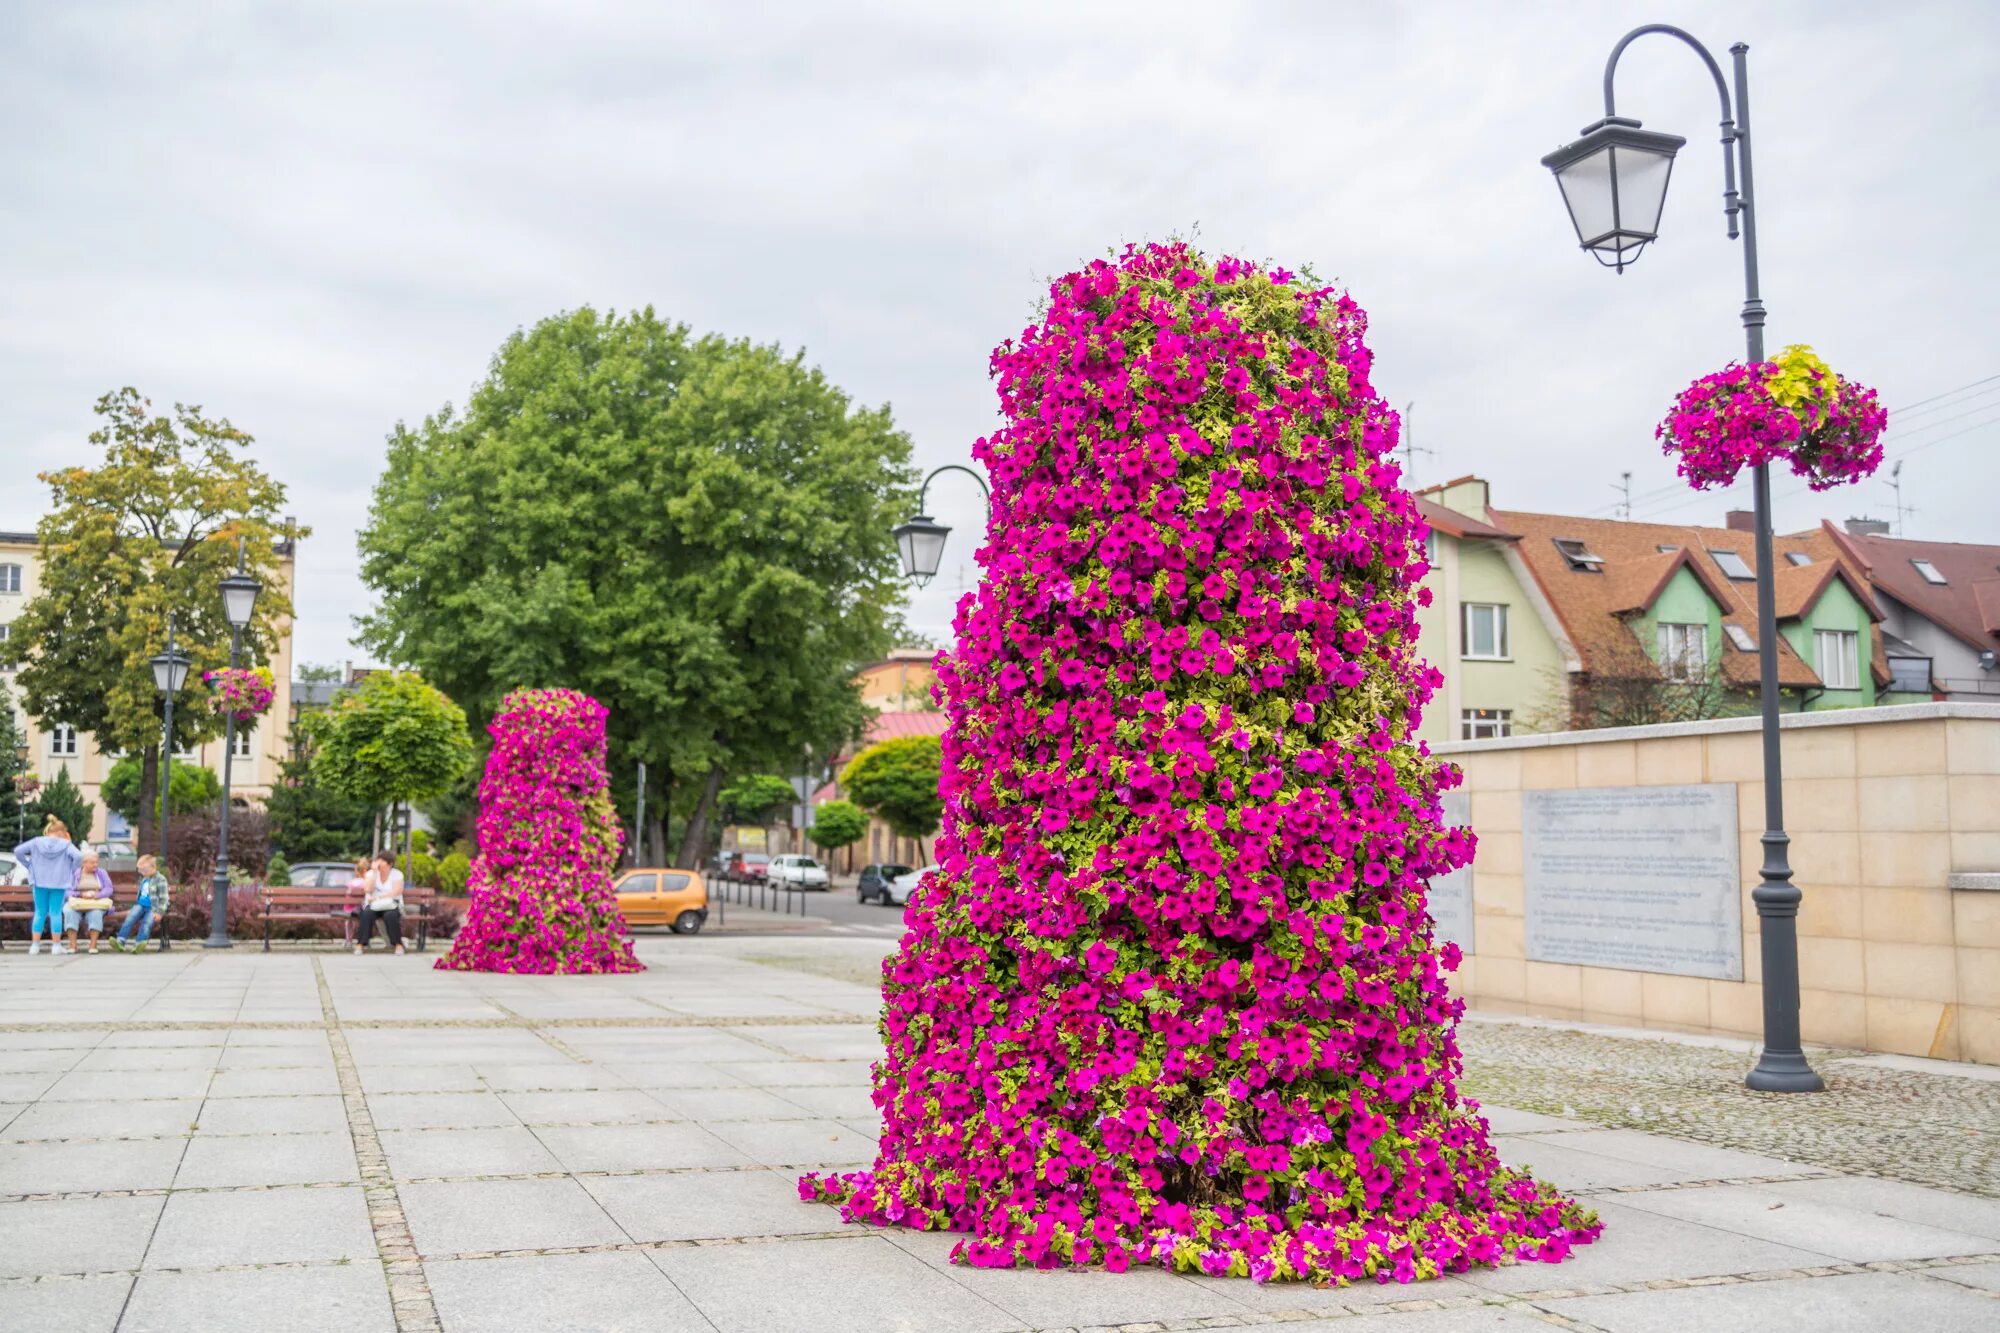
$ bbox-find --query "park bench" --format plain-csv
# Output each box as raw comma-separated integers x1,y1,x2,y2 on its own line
0,886,35,947
257,884,438,952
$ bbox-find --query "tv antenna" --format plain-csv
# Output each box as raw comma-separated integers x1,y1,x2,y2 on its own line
1611,471,1633,520
1401,401,1433,483
1888,461,1915,536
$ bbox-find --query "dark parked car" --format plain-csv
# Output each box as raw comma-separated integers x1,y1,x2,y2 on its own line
857,863,915,905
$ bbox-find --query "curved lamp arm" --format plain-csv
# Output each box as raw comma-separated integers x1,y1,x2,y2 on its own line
1602,23,1742,238
916,464,991,513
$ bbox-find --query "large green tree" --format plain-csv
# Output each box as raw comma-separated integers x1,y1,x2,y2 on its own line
0,389,298,856
0,680,29,842
312,672,472,873
102,756,220,821
357,307,912,867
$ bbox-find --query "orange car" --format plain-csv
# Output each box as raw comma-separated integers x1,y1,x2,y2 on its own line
612,868,709,935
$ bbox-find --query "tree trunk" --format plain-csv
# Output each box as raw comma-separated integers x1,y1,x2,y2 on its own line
674,768,724,869
136,745,161,857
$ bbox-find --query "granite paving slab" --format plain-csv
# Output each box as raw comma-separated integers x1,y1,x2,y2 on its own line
119,1262,397,1332
0,1195,164,1278
144,1185,376,1267
399,1177,627,1254
425,1250,712,1332
1557,1269,2000,1332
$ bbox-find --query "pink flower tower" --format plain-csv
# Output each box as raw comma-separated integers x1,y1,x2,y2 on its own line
802,243,1599,1283
436,687,642,975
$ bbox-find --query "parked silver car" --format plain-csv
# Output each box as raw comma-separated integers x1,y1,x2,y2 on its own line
768,854,830,891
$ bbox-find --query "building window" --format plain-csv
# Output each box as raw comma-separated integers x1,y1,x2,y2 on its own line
1655,544,1679,554
1460,709,1512,740
49,724,79,757
1709,549,1754,580
0,564,19,594
0,621,10,669
1462,603,1510,660
1553,538,1603,572
1423,528,1440,565
1815,629,1861,690
1657,623,1707,680
1911,559,1947,585
231,727,253,760
1785,552,1813,567
1723,623,1757,652
1887,656,1932,694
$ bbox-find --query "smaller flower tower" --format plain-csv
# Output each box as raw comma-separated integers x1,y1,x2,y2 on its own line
437,687,642,975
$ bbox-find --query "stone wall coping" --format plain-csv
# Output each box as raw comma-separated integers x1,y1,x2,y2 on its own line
1949,872,2000,893
1433,700,2000,755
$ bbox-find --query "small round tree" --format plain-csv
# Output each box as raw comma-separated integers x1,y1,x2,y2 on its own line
801,244,1597,1284
806,798,869,866
839,736,942,859
436,688,641,974
314,672,472,871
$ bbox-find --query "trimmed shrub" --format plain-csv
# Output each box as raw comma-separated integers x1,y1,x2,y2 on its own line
437,851,471,896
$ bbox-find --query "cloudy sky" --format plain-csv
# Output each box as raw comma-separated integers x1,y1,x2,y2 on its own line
4,0,1995,668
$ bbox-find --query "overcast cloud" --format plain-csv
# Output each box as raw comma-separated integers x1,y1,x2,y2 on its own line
3,0,1995,667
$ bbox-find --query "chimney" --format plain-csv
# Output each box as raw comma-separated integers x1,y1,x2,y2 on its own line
1845,517,1891,536
1725,510,1755,532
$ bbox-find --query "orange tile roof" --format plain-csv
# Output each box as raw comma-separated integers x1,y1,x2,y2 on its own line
1824,524,2000,654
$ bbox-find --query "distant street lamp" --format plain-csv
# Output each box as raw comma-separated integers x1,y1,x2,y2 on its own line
149,614,190,954
1542,24,1822,1093
205,550,262,949
892,465,991,586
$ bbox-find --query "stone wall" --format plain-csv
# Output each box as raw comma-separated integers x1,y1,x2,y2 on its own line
1435,702,2000,1064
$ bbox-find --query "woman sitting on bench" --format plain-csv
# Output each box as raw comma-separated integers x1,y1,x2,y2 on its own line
354,853,406,955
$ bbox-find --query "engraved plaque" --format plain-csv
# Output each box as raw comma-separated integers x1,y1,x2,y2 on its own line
1429,790,1475,953
1523,784,1742,980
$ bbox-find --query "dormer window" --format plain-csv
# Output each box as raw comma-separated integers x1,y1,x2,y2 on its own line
1709,549,1754,580
1724,624,1757,651
1785,552,1813,567
1656,544,1678,554
1554,538,1603,572
1912,559,1947,585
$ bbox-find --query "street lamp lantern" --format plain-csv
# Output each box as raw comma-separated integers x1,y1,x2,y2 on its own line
218,571,261,630
892,515,951,587
1540,117,1686,272
149,647,191,696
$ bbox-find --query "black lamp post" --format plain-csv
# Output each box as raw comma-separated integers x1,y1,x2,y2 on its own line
205,552,262,949
892,465,991,586
1542,24,1822,1093
149,615,190,954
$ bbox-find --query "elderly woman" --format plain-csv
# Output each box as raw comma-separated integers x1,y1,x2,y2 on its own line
63,849,117,956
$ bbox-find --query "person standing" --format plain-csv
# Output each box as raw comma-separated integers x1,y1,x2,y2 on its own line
354,852,405,955
116,854,170,952
14,816,82,956
63,849,116,955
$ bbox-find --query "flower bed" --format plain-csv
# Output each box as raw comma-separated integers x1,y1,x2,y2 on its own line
1657,344,1886,491
435,687,640,975
800,242,1597,1284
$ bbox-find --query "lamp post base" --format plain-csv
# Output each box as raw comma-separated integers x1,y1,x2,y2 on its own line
203,872,234,949
1746,1050,1826,1093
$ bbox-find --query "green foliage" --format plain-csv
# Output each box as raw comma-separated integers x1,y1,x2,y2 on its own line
102,755,219,821
313,672,473,811
409,827,432,855
0,390,299,835
418,760,481,849
806,798,869,851
354,306,913,805
0,681,28,835
265,746,374,863
29,767,93,842
719,773,797,827
437,850,472,895
839,736,942,841
265,852,291,885
407,851,440,889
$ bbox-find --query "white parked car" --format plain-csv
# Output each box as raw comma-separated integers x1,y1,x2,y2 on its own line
0,853,29,887
768,854,831,891
883,864,940,907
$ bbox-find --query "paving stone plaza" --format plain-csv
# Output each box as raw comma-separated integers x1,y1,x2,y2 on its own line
1,939,1996,1332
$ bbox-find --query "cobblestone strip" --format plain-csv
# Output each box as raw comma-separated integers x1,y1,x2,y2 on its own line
313,958,441,1333
0,1013,874,1033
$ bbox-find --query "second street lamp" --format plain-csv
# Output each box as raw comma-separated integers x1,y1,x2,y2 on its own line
892,464,991,586
205,552,262,950
149,616,190,955
1541,23,1822,1093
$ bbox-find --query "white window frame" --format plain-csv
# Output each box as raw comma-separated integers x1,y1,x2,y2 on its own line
1815,629,1861,690
1911,559,1947,586
1462,603,1510,661
230,727,254,761
1423,528,1440,565
1887,656,1932,694
49,724,79,757
1657,622,1707,681
1460,708,1513,740
0,563,20,594
1708,549,1754,580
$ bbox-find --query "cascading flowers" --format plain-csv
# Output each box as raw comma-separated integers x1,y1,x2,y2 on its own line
435,687,642,975
1658,344,1887,491
800,242,1599,1285
205,666,275,723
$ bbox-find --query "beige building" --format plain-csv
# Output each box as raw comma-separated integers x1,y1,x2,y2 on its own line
0,531,297,845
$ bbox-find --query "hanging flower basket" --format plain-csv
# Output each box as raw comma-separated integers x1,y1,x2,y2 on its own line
1657,344,1887,492
12,771,38,800
205,666,275,723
